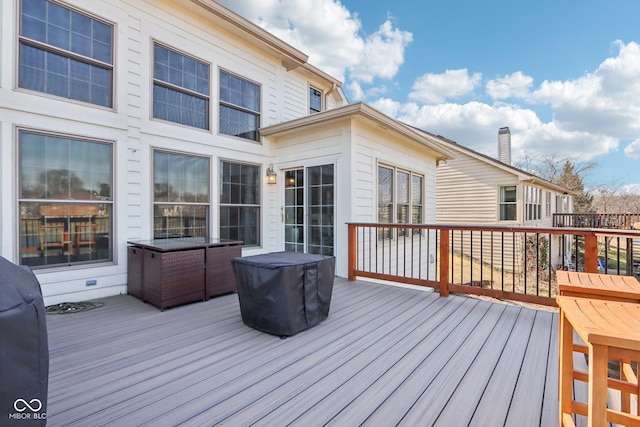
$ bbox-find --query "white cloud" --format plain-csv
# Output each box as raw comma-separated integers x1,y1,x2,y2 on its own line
370,99,617,161
381,41,640,164
349,20,413,84
622,183,640,195
215,1,640,173
216,0,412,84
347,81,365,101
529,41,640,138
486,71,534,100
371,100,541,157
624,139,640,159
408,69,482,104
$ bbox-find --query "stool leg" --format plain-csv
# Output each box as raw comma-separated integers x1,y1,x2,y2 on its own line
588,343,608,427
621,359,631,414
559,309,574,425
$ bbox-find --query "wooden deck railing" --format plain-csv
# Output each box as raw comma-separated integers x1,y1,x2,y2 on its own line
553,213,640,230
347,223,640,307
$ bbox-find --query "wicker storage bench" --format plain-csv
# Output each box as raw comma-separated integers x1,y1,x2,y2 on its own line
127,238,242,310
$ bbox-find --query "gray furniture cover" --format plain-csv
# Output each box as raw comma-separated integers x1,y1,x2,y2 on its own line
0,257,48,425
232,252,335,337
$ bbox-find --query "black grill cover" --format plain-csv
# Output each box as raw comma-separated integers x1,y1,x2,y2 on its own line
0,257,48,425
232,252,335,336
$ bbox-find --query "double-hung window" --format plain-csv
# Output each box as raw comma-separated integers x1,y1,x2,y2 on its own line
153,43,209,129
545,191,552,217
309,87,322,114
220,161,260,246
219,71,260,141
525,185,542,221
153,150,210,238
19,0,114,107
499,185,517,221
378,164,424,237
18,130,113,268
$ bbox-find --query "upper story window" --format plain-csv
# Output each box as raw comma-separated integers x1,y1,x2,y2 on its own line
153,150,210,238
309,87,322,114
219,71,260,141
153,43,210,129
19,0,113,107
18,130,113,268
499,185,517,221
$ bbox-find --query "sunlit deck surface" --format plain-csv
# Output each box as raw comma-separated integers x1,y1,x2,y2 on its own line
46,278,561,426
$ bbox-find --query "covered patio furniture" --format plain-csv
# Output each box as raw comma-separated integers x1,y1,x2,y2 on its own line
0,257,48,425
232,251,335,337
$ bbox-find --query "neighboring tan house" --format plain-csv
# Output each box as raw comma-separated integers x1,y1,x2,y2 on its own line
435,133,573,227
434,131,574,271
1,0,453,304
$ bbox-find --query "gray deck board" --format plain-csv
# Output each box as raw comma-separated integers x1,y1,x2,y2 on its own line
45,278,561,426
505,310,555,427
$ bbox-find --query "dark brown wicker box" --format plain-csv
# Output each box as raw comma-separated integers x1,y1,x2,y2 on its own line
206,243,242,299
127,238,242,310
142,248,205,310
127,246,144,300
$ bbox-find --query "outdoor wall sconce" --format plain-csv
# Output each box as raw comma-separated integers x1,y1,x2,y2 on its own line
266,163,277,184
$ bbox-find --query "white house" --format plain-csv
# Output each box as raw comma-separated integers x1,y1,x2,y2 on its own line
0,0,453,304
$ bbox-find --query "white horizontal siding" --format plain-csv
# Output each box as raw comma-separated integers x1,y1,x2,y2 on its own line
282,75,307,121
437,154,516,225
1,0,328,304
352,121,438,224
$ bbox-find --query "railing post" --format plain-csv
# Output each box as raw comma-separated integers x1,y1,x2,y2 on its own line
584,232,598,273
348,223,356,281
626,237,633,276
439,228,450,297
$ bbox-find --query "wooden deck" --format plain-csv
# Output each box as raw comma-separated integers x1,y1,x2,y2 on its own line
46,278,561,426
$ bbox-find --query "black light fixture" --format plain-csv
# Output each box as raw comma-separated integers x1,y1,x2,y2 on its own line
266,163,277,184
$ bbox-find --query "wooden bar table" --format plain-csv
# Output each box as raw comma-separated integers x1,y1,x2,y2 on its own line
557,296,640,427
556,270,640,302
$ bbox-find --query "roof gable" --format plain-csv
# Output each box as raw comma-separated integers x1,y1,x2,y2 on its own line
260,102,456,160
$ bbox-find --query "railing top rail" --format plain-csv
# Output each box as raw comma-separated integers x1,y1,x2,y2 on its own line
346,222,640,238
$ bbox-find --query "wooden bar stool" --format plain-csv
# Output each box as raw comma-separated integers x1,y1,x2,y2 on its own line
557,296,640,427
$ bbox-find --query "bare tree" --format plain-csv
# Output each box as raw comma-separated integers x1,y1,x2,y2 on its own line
515,153,598,213
592,180,640,214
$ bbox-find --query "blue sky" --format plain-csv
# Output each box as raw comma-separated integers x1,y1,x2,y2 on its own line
218,0,640,192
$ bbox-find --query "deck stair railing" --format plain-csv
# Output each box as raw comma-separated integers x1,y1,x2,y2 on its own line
347,223,640,307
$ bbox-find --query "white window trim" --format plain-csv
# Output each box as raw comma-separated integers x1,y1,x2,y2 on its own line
16,0,116,109
151,40,211,130
16,127,115,269
309,85,323,114
499,185,518,222
218,68,262,142
377,162,425,225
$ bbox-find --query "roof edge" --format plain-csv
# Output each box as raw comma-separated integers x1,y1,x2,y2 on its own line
261,102,456,159
435,138,576,195
191,0,308,69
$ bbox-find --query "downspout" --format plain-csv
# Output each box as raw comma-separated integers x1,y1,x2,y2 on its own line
325,83,337,107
